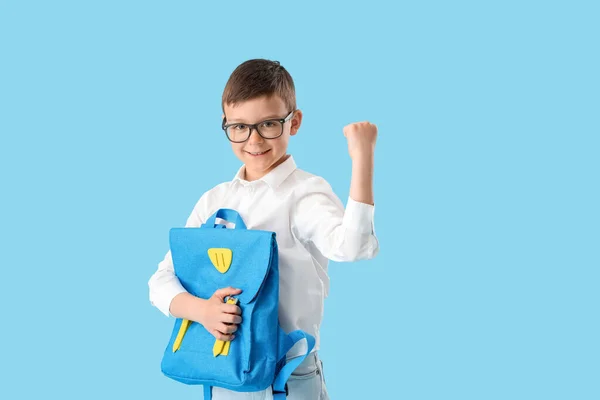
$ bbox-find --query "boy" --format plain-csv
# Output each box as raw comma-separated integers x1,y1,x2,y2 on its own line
148,59,379,399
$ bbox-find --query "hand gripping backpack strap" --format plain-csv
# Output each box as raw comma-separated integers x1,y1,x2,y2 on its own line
272,329,316,400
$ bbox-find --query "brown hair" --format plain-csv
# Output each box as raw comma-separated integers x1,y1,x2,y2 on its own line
222,59,296,116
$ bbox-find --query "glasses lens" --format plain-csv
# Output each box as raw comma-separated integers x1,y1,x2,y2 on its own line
226,124,250,142
257,120,283,138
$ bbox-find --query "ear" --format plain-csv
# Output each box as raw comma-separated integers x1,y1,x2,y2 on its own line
290,109,303,136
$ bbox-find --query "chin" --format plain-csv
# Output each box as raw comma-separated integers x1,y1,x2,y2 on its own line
247,157,275,168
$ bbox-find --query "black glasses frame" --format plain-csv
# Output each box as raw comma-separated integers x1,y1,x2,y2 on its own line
221,110,295,143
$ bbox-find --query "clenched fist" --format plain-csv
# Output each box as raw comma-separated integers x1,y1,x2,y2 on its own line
343,121,378,160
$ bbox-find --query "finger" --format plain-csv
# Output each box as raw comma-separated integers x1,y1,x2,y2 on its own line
221,312,242,324
214,286,243,300
212,329,235,341
218,323,238,334
222,304,242,315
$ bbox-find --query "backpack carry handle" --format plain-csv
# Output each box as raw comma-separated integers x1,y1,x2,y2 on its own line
203,208,247,230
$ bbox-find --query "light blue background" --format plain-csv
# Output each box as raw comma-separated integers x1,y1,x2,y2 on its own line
1,1,598,399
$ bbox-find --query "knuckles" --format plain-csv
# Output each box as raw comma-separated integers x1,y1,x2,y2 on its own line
344,121,378,135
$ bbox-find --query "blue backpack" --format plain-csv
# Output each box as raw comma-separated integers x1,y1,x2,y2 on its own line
160,209,315,399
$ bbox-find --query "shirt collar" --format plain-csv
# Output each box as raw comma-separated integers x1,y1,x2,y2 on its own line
232,154,297,190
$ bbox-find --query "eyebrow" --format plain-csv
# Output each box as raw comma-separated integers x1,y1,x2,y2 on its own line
226,115,283,124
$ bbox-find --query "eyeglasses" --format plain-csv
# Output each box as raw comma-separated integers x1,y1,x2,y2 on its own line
221,110,295,143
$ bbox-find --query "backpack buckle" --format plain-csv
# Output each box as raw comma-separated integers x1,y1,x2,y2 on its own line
273,383,288,396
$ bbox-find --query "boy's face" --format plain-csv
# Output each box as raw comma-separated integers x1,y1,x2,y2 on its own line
223,95,302,181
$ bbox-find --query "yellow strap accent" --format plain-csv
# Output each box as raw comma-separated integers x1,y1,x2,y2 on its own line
213,338,225,357
208,248,233,273
172,319,191,353
221,339,231,356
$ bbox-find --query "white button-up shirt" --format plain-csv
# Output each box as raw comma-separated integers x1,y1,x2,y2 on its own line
148,155,379,358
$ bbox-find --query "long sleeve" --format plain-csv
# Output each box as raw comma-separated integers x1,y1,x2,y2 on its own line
148,198,205,317
292,176,379,262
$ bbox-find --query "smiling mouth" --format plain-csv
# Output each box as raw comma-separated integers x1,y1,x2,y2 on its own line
245,149,271,156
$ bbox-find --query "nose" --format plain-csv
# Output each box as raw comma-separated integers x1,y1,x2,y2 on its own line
247,127,264,144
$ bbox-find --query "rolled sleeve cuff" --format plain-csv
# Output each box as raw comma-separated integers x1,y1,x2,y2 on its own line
150,278,187,318
342,196,376,234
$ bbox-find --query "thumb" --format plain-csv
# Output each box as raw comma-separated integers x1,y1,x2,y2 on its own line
214,286,243,301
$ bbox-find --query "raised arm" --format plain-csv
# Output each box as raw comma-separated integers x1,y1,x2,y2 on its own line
293,120,379,262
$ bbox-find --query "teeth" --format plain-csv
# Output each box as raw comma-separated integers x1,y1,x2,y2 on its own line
249,151,267,155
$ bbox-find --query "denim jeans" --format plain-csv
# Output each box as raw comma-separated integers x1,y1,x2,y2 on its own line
210,352,330,400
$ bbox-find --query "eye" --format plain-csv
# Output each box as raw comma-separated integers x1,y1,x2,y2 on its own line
261,121,276,127
233,124,247,130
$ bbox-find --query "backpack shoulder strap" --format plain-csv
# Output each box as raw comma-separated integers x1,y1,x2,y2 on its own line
272,329,316,400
